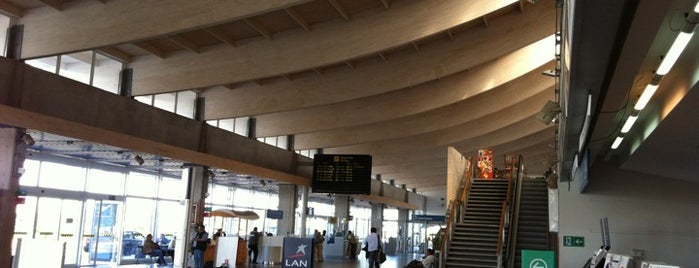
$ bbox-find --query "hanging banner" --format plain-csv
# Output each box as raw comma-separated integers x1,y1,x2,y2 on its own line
478,148,494,179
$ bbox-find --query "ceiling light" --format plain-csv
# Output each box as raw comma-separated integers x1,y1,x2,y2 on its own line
656,32,694,75
21,133,35,146
634,84,658,111
611,137,624,149
620,115,638,133
134,155,144,165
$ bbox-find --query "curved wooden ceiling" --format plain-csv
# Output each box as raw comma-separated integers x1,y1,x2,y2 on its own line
6,0,558,201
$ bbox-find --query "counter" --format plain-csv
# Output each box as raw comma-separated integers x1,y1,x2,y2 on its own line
259,236,284,264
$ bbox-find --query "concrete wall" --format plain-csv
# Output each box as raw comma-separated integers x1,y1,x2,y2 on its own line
558,162,699,268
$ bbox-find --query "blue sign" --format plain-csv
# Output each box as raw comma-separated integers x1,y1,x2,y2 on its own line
412,214,446,222
282,237,314,268
267,209,284,219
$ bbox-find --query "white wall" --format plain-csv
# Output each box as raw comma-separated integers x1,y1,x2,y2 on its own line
558,162,699,268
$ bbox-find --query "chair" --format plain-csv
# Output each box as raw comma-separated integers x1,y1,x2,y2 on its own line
136,245,158,264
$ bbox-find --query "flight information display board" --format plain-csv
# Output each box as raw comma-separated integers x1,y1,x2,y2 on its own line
312,154,372,194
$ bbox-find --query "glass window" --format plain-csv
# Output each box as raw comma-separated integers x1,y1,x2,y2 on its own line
206,120,218,127
176,91,197,119
155,200,185,240
59,51,93,85
210,184,232,205
135,95,153,105
126,172,158,197
159,176,184,200
277,136,288,150
38,162,86,191
13,196,37,254
26,56,58,73
19,159,40,186
264,136,277,146
309,201,333,217
384,208,399,221
233,188,253,208
92,52,123,94
0,15,9,57
153,92,176,112
86,168,125,195
219,119,234,132
234,117,249,136
123,197,156,237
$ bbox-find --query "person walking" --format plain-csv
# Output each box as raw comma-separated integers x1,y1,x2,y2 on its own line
191,224,209,268
364,227,381,268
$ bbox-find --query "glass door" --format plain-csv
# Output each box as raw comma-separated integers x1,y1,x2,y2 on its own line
58,199,83,266
80,199,123,266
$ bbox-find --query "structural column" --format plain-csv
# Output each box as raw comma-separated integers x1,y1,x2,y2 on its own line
370,203,384,236
0,127,26,268
397,208,409,253
277,184,297,236
334,194,350,235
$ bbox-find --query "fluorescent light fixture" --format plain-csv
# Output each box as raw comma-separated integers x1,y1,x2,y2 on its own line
634,84,659,110
656,32,694,75
611,137,624,149
620,115,638,133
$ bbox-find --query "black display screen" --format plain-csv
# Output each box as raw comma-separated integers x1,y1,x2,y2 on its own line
312,154,372,194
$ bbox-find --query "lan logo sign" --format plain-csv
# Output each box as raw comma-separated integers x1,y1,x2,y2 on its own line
521,250,555,268
282,237,314,268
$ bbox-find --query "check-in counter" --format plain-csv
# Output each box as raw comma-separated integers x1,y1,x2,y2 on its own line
324,236,346,258
259,236,284,264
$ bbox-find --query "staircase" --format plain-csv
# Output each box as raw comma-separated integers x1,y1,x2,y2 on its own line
445,178,510,268
512,178,549,268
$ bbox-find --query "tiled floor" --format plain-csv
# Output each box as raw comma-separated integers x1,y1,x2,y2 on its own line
98,252,423,268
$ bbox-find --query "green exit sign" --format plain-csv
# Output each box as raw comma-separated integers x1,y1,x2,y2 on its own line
563,236,585,247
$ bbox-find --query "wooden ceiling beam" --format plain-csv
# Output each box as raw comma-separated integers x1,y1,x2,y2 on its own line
97,47,132,63
285,8,311,32
328,0,350,21
134,42,166,59
168,34,200,53
205,27,236,47
446,29,454,41
379,0,391,9
0,1,23,18
344,61,354,69
244,18,273,40
411,42,420,52
38,0,63,11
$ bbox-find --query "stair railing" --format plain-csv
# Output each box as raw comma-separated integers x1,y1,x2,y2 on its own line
439,157,474,268
506,155,525,268
496,154,523,268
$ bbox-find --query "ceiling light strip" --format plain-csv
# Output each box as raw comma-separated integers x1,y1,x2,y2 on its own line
611,137,624,150
615,2,699,150
620,115,638,133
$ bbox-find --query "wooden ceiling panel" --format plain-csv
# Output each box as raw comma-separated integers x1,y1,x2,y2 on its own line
252,9,306,35
335,0,384,15
178,29,223,49
291,0,345,25
216,20,263,44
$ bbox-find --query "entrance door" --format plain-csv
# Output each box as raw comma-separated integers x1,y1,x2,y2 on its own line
80,199,123,266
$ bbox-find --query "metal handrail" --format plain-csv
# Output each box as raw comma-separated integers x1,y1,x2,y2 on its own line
506,155,525,268
439,157,474,267
495,171,515,260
